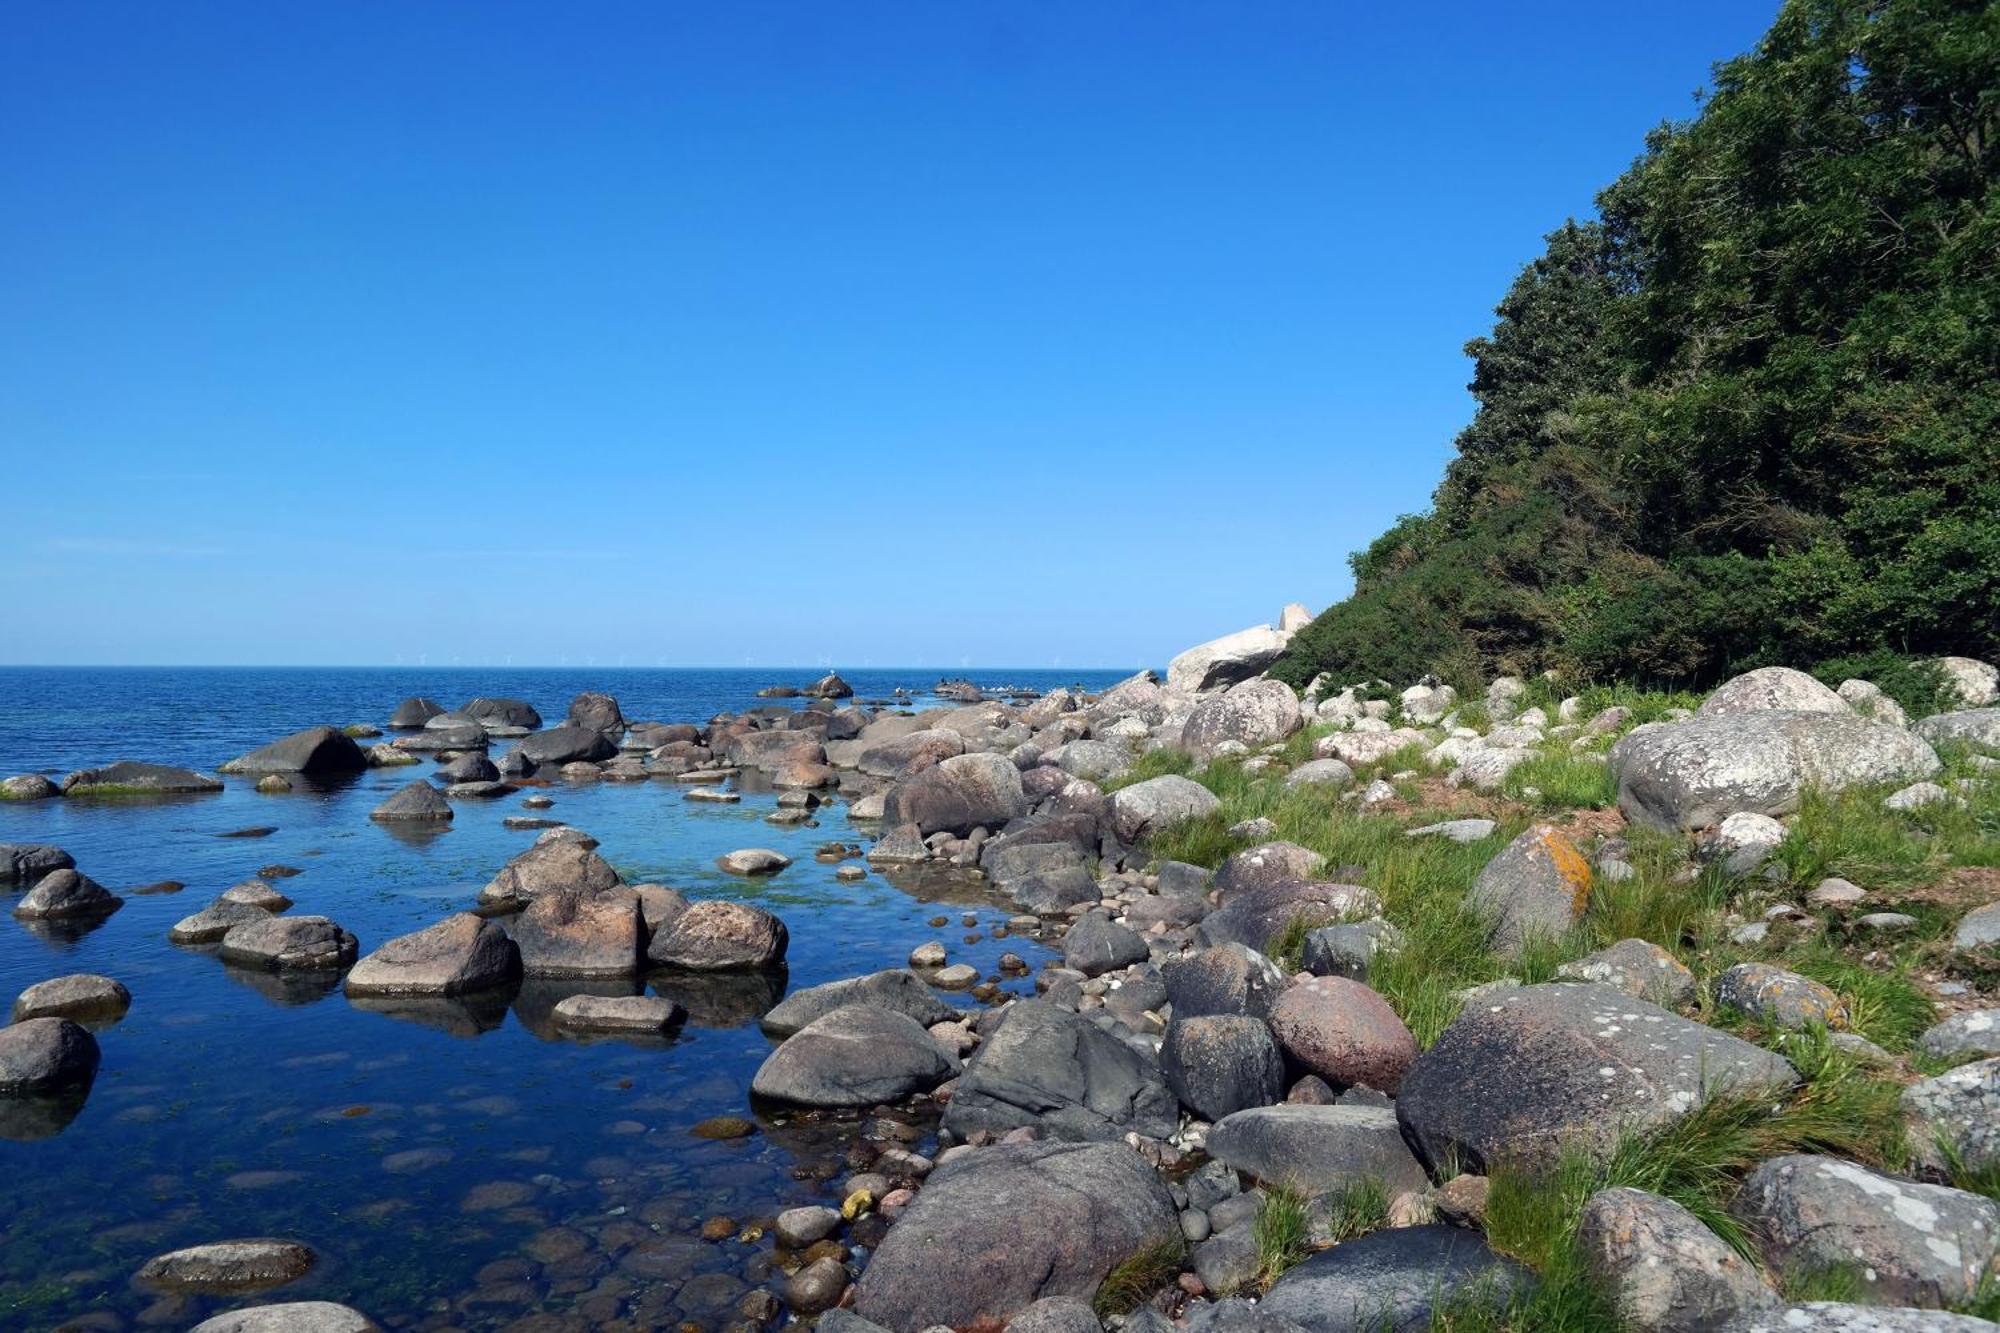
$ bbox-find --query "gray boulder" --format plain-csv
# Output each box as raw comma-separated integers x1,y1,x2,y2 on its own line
169,897,275,944
1163,944,1289,1020
1159,1015,1285,1121
647,899,788,970
760,969,957,1038
13,973,132,1024
344,914,519,996
13,868,122,920
1713,963,1849,1031
1205,1104,1427,1196
1932,658,2000,709
1700,667,1851,717
1182,679,1303,761
1258,1224,1531,1333
1918,1010,2000,1064
136,1239,316,1293
219,726,368,776
552,993,683,1033
1914,707,2000,754
477,838,622,908
1956,901,2000,951
752,1005,961,1107
1168,624,1292,693
1555,938,1697,1007
0,1017,100,1094
1732,1155,1999,1308
1063,913,1149,977
1005,1296,1103,1333
368,781,452,822
853,1141,1180,1331
61,761,223,796
461,697,541,730
566,691,625,737
1397,983,1799,1172
942,999,1178,1142
219,916,359,971
1215,842,1326,899
1199,881,1379,955
0,843,73,884
511,888,644,976
855,727,965,778
518,725,618,765
1723,1306,2000,1331
0,775,56,801
881,752,1027,836
1467,825,1594,957
1902,1058,2000,1176
1578,1187,1775,1332
1302,920,1403,983
1612,711,1941,830
389,697,444,729
1109,775,1221,843
1052,741,1132,782
191,1302,381,1332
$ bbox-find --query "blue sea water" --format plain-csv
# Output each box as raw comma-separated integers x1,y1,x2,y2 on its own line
0,667,1134,1331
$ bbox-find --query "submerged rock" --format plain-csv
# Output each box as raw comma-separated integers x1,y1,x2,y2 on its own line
137,1239,317,1293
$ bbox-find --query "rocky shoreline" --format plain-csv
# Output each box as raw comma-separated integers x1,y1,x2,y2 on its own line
4,621,2000,1332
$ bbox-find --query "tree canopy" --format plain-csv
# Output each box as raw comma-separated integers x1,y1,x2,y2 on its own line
1276,0,1999,692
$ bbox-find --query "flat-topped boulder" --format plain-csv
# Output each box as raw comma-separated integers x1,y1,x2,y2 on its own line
13,868,123,920
191,1302,381,1333
512,887,644,976
0,1017,100,1094
220,726,368,776
942,999,1177,1142
716,847,792,877
13,974,131,1024
137,1239,316,1293
855,728,965,779
760,968,957,1038
1109,774,1221,843
853,1141,1179,1331
170,897,276,944
647,899,788,970
1205,1103,1427,1196
517,725,618,765
345,914,519,996
552,993,683,1034
752,1005,962,1107
61,761,223,797
1397,982,1798,1172
219,916,359,971
369,780,453,822
1611,711,1940,830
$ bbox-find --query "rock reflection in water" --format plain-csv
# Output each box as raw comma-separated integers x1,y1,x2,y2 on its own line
649,966,787,1029
346,985,516,1038
222,963,346,1008
0,1083,93,1141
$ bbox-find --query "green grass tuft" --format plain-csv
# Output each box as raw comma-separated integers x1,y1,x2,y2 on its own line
1499,753,1617,811
1252,1184,1314,1291
1091,1236,1186,1317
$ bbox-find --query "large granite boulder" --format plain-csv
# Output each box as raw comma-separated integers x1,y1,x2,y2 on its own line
1257,1225,1531,1333
0,1017,100,1094
647,900,788,970
345,914,520,996
1182,679,1303,761
511,888,644,977
219,916,359,971
220,726,368,776
0,843,73,884
1611,712,1940,830
368,781,453,822
517,725,618,766
751,1005,961,1108
566,691,624,737
760,969,957,1038
13,974,132,1024
856,728,966,779
460,697,542,730
1109,775,1222,843
1914,707,2000,754
1214,842,1326,899
1159,1015,1285,1121
1168,624,1292,693
1732,1155,1999,1309
942,1000,1178,1142
1467,825,1593,957
191,1302,381,1332
1062,913,1149,977
1700,667,1851,717
1577,1187,1775,1332
1902,1057,2000,1176
1933,657,2000,709
881,753,1027,836
1205,1104,1427,1196
1397,983,1798,1172
477,838,622,908
60,761,223,796
13,868,123,920
853,1141,1180,1331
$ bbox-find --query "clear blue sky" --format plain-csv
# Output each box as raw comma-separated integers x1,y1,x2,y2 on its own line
1,2,1779,668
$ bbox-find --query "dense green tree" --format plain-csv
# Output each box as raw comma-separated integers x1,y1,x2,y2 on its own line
1276,0,1999,692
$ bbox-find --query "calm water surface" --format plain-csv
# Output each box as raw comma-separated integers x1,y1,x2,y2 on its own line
0,667,1132,1330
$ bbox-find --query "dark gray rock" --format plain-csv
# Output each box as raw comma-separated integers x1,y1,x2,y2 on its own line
1198,881,1379,955
434,752,499,784
1205,1104,1427,1196
389,697,444,729
0,1017,100,1094
1160,1015,1285,1121
1732,1155,1999,1308
853,1141,1180,1331
942,999,1178,1142
567,691,625,737
1258,1225,1531,1333
517,725,618,765
759,969,957,1038
1301,921,1402,982
881,753,1028,836
13,868,122,920
1214,843,1326,900
0,843,73,884
220,726,368,776
461,697,542,730
1063,913,1149,977
1163,944,1289,1020
1011,866,1102,914
219,916,359,971
752,1005,961,1107
368,781,453,822
344,914,519,996
61,761,224,796
1397,982,1799,1173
